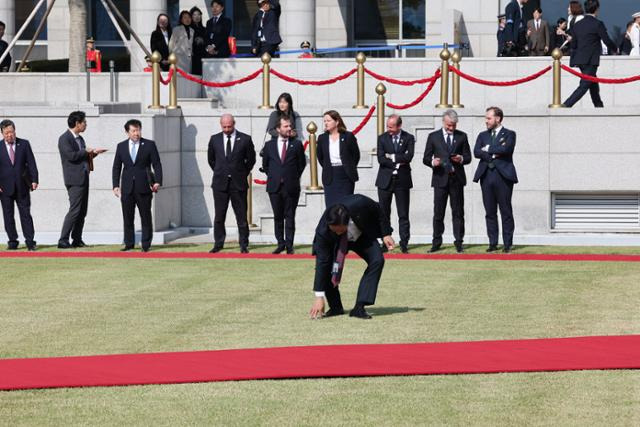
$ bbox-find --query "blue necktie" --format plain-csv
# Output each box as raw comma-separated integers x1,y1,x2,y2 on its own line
130,142,138,162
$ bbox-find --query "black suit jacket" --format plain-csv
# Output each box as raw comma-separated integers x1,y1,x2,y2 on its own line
150,29,171,70
0,39,11,71
423,129,472,188
375,130,415,190
473,127,518,184
316,131,360,185
504,0,525,44
58,130,90,186
205,16,232,58
569,15,617,67
208,131,256,192
112,138,163,195
0,138,39,198
261,137,306,194
313,194,393,292
251,0,282,49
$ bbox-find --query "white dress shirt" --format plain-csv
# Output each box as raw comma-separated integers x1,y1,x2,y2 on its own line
223,131,236,153
329,135,341,166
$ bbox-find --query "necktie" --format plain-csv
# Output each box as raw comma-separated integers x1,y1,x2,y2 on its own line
8,143,15,165
393,135,399,153
491,130,497,144
280,139,287,162
130,142,138,162
536,21,539,31
446,134,453,153
213,16,218,25
226,135,232,159
331,233,349,287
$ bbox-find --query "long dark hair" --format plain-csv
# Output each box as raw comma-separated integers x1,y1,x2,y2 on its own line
155,13,172,38
323,110,347,133
190,6,205,30
275,92,295,117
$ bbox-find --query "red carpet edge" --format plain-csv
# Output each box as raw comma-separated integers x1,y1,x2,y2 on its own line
1,335,639,391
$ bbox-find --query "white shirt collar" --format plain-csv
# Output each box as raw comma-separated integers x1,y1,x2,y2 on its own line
69,129,80,139
442,128,454,138
492,125,503,135
347,220,362,242
129,139,140,145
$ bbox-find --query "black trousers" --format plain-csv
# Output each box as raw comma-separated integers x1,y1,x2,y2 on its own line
377,177,410,246
324,166,354,209
268,186,300,249
1,191,35,246
121,191,153,249
480,168,514,248
213,184,249,249
325,234,385,310
432,178,465,247
257,42,279,58
59,180,89,244
564,64,603,107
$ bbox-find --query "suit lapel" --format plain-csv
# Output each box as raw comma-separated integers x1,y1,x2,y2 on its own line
230,135,242,160
0,140,9,166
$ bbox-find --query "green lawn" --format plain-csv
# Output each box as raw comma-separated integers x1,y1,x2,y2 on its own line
1,255,639,425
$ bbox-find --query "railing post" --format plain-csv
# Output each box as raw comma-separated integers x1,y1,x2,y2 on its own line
353,52,368,109
247,173,257,227
450,50,464,108
376,83,386,136
167,53,179,110
259,53,273,109
306,121,322,191
435,43,452,109
149,51,162,109
548,48,565,108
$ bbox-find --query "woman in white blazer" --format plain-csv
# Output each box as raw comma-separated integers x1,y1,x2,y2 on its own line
630,13,640,56
169,10,194,73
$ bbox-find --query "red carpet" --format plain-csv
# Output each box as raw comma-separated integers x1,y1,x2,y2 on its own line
1,335,639,391
1,251,640,262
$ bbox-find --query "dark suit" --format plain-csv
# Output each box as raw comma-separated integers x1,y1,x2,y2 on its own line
0,138,38,247
261,136,306,249
375,130,414,247
564,15,617,107
313,194,392,311
205,15,232,58
0,39,11,71
208,131,256,249
473,127,518,248
497,26,507,56
424,129,472,248
251,1,282,57
317,131,360,209
504,0,526,55
150,29,171,71
112,138,163,249
58,130,91,245
191,23,208,75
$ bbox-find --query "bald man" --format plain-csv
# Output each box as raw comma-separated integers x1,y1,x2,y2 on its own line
208,114,256,253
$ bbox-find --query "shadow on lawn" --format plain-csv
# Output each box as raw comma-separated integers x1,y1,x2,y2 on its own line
368,306,425,316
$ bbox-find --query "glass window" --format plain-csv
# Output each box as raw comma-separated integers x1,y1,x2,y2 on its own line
91,0,130,41
355,0,400,40
402,0,425,39
233,0,256,41
15,0,48,41
168,0,180,28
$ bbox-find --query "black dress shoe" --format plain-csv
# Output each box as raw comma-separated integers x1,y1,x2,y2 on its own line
27,245,37,252
72,240,87,248
486,245,498,253
428,245,441,253
503,246,512,253
7,244,19,250
240,247,249,254
121,245,134,252
400,244,409,254
57,241,72,249
286,247,295,255
455,244,464,254
141,247,150,253
324,308,345,317
272,245,285,254
349,306,372,319
209,246,222,253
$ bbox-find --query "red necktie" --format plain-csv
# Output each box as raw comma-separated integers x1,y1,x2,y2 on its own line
331,233,348,287
8,143,15,165
280,139,287,162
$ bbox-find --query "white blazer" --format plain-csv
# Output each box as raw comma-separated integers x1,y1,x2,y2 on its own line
169,25,193,73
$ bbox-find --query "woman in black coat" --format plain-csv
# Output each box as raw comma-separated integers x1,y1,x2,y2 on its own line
190,6,208,75
316,110,360,208
150,13,172,71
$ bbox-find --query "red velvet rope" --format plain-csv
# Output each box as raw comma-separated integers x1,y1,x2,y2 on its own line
270,67,357,86
364,67,440,86
449,65,551,86
386,69,441,110
176,68,263,88
159,68,174,86
560,64,640,84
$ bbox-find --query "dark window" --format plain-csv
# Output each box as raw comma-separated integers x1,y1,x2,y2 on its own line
90,0,130,41
15,0,48,40
355,0,400,40
233,0,256,41
402,0,425,39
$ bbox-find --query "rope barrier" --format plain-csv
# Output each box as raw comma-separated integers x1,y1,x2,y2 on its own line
270,68,357,86
560,64,640,84
364,68,440,86
159,69,174,86
386,69,441,110
449,65,551,86
175,68,263,88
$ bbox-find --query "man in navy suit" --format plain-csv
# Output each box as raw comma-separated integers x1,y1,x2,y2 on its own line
251,0,282,57
208,114,256,253
112,119,163,252
0,120,38,250
504,0,528,56
261,116,306,254
424,110,472,253
473,107,518,253
205,0,232,58
375,114,414,254
564,0,618,108
309,194,395,320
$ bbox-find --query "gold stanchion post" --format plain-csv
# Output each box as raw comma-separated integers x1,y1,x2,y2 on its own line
548,48,565,108
435,43,452,109
149,51,162,109
450,50,464,108
167,53,179,110
306,121,322,190
353,52,368,109
376,83,386,136
259,53,273,109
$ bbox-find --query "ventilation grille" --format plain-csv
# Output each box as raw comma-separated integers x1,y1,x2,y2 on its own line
552,194,640,230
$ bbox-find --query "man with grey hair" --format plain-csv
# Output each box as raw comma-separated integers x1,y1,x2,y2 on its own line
375,114,415,253
207,113,256,253
423,109,471,253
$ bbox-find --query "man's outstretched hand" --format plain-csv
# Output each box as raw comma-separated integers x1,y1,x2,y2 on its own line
382,235,395,251
309,297,325,319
